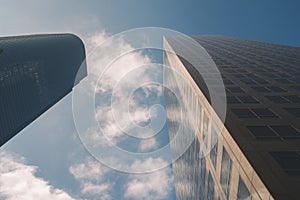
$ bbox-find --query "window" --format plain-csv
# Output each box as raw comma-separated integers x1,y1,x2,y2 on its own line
266,96,289,103
203,112,210,146
238,96,259,104
223,79,234,85
220,147,232,199
271,151,300,175
241,79,257,85
284,108,300,117
227,96,241,104
200,156,207,187
210,127,218,169
284,95,300,103
291,86,300,92
232,108,278,119
251,86,271,93
275,78,293,84
207,172,215,200
254,78,269,84
227,96,259,104
270,125,300,139
251,108,278,118
197,101,203,132
247,125,300,140
233,74,248,78
247,126,277,139
252,86,286,92
267,86,286,92
227,87,245,93
232,108,257,118
237,176,251,200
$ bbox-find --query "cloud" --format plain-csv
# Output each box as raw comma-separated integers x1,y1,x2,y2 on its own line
124,158,173,200
138,138,157,152
69,158,112,200
0,151,74,200
78,31,163,148
69,159,109,182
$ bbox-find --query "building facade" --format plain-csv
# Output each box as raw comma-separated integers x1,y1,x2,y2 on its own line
0,34,87,146
164,36,300,200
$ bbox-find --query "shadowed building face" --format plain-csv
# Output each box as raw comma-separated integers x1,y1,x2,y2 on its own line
0,34,87,146
164,35,300,200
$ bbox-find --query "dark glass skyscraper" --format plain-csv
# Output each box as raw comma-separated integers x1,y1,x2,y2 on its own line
164,36,300,200
0,34,87,146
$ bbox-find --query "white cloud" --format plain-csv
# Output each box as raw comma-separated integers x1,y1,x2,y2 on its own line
81,182,110,196
79,31,163,147
139,138,157,152
124,158,173,200
0,151,74,200
69,159,109,182
69,158,112,199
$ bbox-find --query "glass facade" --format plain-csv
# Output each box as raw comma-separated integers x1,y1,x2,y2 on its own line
0,34,87,146
163,36,280,200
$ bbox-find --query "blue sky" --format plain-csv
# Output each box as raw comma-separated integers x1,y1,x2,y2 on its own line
0,1,300,200
1,0,300,46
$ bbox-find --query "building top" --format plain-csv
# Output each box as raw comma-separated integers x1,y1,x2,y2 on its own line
0,34,87,146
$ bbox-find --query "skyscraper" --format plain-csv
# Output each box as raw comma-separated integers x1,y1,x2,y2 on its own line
164,36,300,200
0,34,87,146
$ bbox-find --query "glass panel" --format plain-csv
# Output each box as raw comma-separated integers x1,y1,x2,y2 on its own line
220,147,232,199
228,86,245,93
247,126,278,139
207,172,215,200
200,155,207,188
284,108,300,117
266,96,289,103
238,96,259,104
270,125,300,139
237,176,252,200
227,96,241,104
251,108,278,118
232,109,257,118
270,151,300,175
210,127,218,169
203,112,210,146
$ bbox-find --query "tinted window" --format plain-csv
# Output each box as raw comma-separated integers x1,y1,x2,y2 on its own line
270,125,300,139
238,96,259,104
220,147,232,199
251,86,270,93
266,96,289,103
207,172,215,200
232,109,257,118
227,87,245,93
284,108,300,117
203,112,210,146
227,96,241,104
200,156,207,187
271,151,300,175
267,86,286,92
284,95,300,103
237,176,251,200
210,127,218,169
247,126,277,139
251,108,278,118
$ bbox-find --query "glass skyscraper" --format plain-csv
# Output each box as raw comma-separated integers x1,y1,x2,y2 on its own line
0,34,86,146
164,36,300,200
